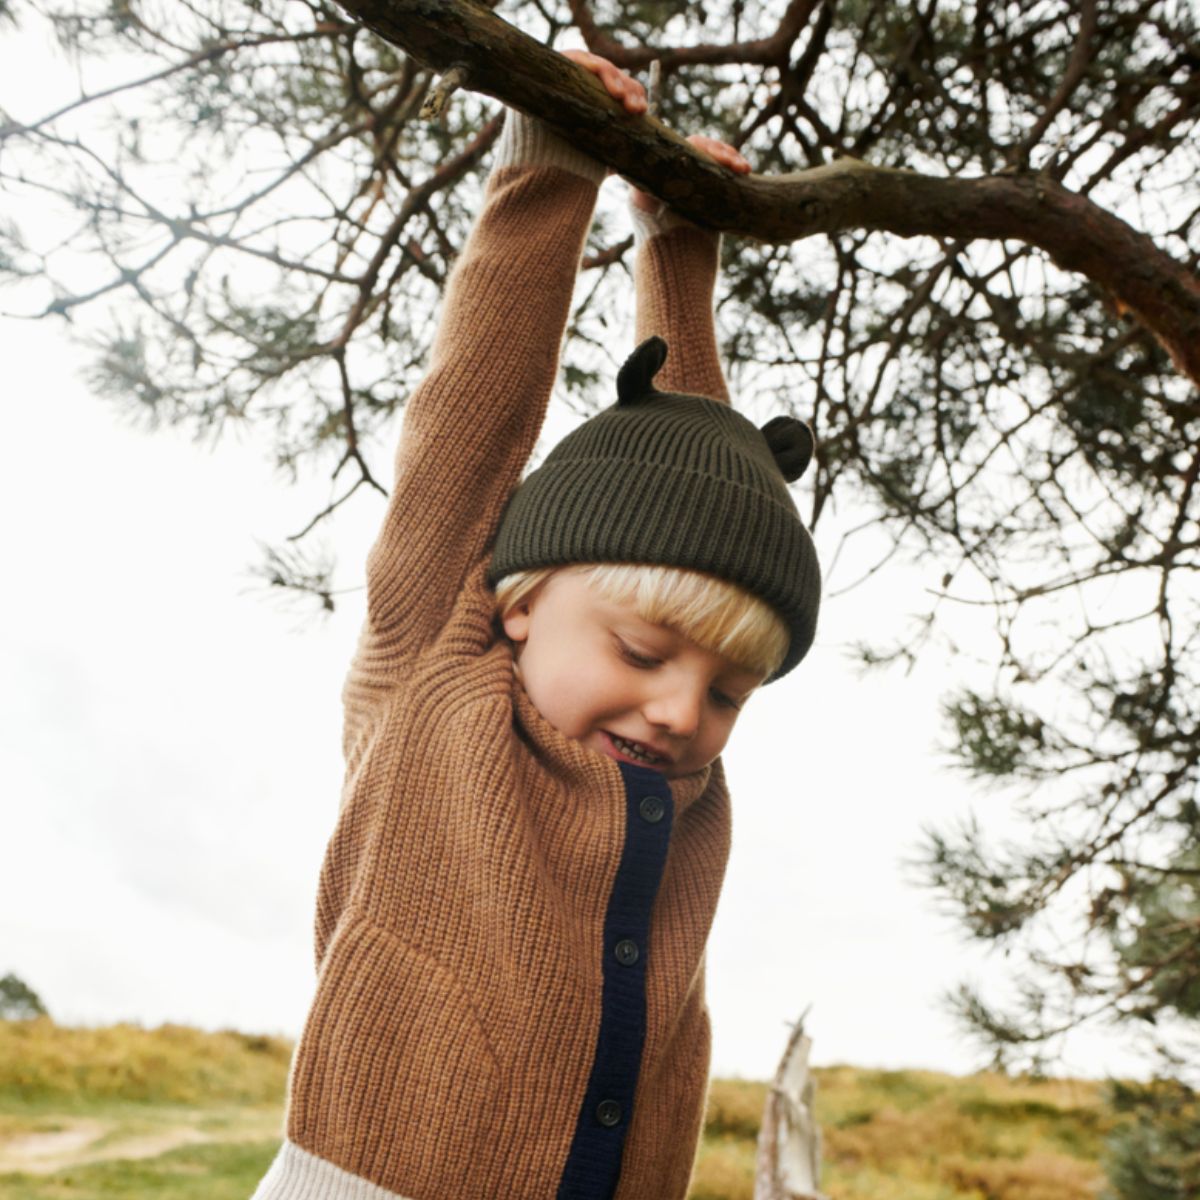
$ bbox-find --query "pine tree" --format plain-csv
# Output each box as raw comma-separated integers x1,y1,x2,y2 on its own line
2,0,1197,1186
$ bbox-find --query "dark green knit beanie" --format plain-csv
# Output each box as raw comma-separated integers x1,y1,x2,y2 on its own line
488,337,821,679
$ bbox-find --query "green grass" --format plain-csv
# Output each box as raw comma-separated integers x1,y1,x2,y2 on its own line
0,1141,279,1200
0,1020,287,1200
0,1020,1120,1200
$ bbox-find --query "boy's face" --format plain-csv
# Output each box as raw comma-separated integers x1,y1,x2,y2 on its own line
501,570,766,779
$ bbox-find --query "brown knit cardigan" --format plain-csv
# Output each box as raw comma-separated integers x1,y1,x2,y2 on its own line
252,116,736,1200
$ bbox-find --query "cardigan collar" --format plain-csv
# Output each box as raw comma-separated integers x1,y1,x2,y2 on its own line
510,663,714,816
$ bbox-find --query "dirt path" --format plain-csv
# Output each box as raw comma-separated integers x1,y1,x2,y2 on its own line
0,1114,277,1175
0,1122,109,1173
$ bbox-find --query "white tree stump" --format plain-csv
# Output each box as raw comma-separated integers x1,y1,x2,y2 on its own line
753,1013,828,1200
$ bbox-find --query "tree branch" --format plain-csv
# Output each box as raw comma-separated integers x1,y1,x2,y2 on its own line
1008,0,1098,167
337,0,1200,386
566,0,820,69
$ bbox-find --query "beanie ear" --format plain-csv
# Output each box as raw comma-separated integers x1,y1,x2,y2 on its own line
617,336,669,406
761,416,814,482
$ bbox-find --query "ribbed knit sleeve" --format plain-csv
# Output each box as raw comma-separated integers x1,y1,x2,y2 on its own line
343,118,600,728
633,214,730,405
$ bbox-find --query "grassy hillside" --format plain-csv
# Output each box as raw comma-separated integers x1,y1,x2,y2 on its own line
0,1019,291,1107
699,1069,1111,1200
0,1019,1115,1199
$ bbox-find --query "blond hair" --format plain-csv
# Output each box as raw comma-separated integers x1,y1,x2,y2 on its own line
494,563,789,680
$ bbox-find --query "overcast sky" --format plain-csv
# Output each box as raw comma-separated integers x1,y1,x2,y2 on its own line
0,19,1150,1083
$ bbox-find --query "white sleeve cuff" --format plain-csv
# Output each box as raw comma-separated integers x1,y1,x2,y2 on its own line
493,110,606,184
629,198,702,248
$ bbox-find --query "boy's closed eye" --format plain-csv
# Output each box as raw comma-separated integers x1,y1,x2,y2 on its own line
613,635,747,711
614,636,661,669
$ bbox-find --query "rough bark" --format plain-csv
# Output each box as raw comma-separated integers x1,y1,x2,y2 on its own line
336,0,1200,387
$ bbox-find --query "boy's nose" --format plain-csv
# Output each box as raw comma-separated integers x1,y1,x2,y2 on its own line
644,687,702,741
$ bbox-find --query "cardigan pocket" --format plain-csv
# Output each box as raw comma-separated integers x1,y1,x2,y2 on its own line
287,915,500,1195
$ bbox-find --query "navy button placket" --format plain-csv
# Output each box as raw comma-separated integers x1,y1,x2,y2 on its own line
555,762,674,1200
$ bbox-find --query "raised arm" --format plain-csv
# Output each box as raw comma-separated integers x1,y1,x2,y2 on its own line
631,136,751,404
344,57,647,743
360,117,603,655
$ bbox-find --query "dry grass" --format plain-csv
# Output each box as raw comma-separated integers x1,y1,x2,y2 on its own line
692,1068,1112,1200
0,1021,1118,1199
0,1019,290,1109
690,1132,758,1200
940,1151,1102,1200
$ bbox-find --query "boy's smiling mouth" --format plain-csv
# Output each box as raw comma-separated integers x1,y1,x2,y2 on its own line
603,731,672,767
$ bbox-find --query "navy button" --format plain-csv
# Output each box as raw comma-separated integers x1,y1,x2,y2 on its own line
639,795,665,824
614,938,640,967
596,1099,622,1127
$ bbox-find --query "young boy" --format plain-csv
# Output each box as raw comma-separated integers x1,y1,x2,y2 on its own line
252,50,819,1200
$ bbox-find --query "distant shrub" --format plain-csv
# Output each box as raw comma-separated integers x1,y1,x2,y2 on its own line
1102,1078,1200,1200
0,973,48,1021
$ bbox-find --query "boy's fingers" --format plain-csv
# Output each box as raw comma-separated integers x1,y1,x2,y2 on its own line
562,48,646,113
723,149,752,173
598,63,645,112
685,134,751,173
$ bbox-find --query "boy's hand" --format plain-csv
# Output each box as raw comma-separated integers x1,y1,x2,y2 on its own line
629,135,751,213
559,48,751,213
561,48,647,114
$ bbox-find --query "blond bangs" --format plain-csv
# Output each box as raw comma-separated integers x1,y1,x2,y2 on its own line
494,563,789,680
